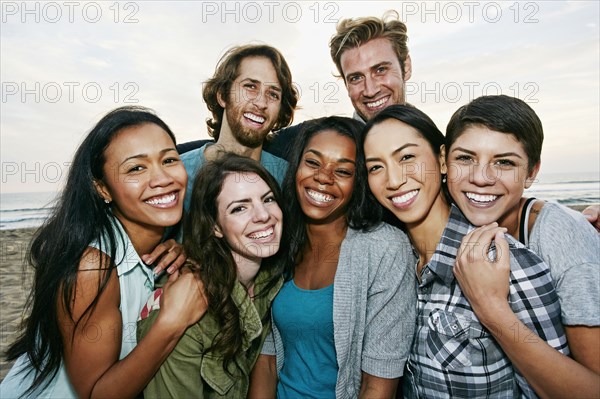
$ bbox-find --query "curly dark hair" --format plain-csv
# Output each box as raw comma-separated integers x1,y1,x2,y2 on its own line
280,116,382,279
183,154,284,373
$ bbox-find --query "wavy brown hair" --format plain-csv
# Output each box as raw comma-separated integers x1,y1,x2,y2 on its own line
202,44,299,140
330,10,409,80
182,154,283,373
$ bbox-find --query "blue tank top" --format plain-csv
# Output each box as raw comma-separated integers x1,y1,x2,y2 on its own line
273,279,337,399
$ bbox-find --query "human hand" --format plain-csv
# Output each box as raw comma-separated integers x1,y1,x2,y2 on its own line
142,239,187,276
582,205,600,233
158,268,208,331
454,223,511,325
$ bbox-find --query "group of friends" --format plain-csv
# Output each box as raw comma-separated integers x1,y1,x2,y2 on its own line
1,10,599,399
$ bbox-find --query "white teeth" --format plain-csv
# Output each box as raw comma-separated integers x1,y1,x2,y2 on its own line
391,190,418,205
244,113,265,124
145,193,176,205
249,227,274,239
466,192,498,203
307,189,334,203
366,97,388,109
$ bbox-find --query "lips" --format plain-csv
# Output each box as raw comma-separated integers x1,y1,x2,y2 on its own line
243,112,265,125
465,192,499,203
144,192,179,208
306,188,334,203
247,226,275,240
365,96,390,109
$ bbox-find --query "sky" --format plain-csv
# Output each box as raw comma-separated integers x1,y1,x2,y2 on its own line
1,0,599,193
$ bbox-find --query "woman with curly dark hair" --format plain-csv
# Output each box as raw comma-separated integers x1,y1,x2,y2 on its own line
138,154,284,398
249,116,416,399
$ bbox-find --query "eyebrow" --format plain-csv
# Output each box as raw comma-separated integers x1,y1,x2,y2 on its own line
365,143,417,163
345,62,392,80
451,147,524,159
242,78,281,92
226,190,274,210
305,149,356,164
120,148,177,166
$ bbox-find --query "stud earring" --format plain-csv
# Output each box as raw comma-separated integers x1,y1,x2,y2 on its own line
442,174,447,184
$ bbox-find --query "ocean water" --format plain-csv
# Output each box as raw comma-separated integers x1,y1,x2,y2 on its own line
1,172,598,230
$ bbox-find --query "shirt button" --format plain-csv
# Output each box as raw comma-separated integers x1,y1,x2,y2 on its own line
452,324,458,330
425,270,431,275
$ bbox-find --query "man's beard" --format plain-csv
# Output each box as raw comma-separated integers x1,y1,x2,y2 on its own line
227,109,271,149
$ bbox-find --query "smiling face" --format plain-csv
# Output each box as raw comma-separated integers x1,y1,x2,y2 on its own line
364,119,447,227
341,38,411,122
447,126,539,230
215,172,283,265
295,130,356,225
96,123,187,236
219,56,282,148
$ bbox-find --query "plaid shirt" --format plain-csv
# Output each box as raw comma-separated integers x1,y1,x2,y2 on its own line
404,205,569,399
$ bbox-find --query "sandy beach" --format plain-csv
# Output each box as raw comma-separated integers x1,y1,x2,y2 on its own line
0,204,595,382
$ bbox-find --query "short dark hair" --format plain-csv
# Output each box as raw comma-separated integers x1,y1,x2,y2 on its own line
202,44,299,139
446,95,544,172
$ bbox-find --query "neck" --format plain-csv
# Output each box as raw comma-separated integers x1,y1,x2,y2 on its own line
115,217,164,260
305,216,348,255
236,257,261,291
498,197,527,240
405,194,451,272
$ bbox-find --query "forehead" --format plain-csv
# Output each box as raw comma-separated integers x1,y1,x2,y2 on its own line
305,129,356,159
235,56,280,86
365,119,429,155
218,172,270,204
340,37,399,75
451,126,527,154
104,123,173,161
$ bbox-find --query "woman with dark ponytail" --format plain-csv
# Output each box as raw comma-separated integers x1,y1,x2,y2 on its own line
1,106,205,398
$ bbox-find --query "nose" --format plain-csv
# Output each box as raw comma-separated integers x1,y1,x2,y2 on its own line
252,202,270,223
314,164,334,185
252,90,268,110
149,165,174,188
385,163,407,190
363,75,380,98
469,163,496,186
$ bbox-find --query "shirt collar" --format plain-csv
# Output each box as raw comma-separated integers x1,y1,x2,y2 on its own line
352,111,367,124
426,204,475,286
108,216,153,282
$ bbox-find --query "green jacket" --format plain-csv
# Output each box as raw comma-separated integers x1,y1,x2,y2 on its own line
137,269,282,398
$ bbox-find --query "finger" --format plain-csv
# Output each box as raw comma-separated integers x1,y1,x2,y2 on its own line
153,250,179,275
142,241,171,265
164,268,179,288
493,230,510,270
166,253,187,275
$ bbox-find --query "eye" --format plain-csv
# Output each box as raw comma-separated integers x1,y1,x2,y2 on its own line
399,154,415,162
375,65,388,74
455,154,473,164
268,91,280,101
244,83,257,90
494,159,516,167
126,165,144,173
163,157,180,165
304,158,320,168
231,205,246,214
335,168,354,177
264,195,276,204
347,74,362,84
367,164,383,173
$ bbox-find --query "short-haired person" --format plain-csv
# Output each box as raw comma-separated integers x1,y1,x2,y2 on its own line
446,95,600,397
180,44,299,210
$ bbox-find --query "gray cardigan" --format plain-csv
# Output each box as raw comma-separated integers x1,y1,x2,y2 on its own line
262,223,417,398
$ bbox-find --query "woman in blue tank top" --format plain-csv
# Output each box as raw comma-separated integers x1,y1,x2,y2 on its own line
249,116,417,399
1,107,206,398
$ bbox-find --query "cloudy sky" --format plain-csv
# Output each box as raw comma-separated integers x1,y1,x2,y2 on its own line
1,0,598,193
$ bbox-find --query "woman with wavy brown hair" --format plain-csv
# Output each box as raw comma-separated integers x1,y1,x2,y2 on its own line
137,154,285,398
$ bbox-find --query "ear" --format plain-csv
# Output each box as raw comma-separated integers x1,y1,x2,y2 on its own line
217,90,227,109
439,145,448,175
403,54,412,82
524,161,541,189
214,224,224,238
93,179,112,203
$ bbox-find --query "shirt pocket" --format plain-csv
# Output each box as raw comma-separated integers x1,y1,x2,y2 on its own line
425,309,472,369
200,354,237,396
